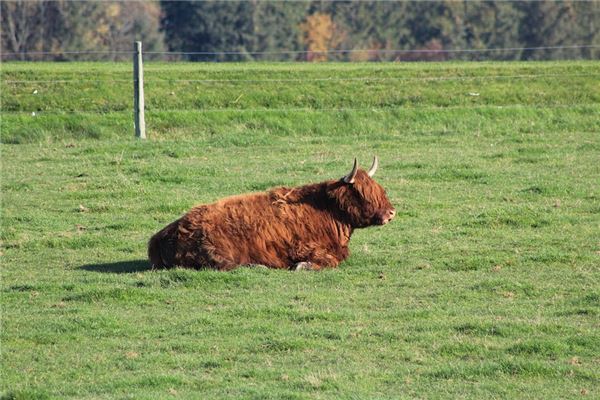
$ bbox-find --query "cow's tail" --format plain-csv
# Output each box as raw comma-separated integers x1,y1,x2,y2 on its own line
148,220,179,268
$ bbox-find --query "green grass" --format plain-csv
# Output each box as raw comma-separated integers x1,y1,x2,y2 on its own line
1,61,599,399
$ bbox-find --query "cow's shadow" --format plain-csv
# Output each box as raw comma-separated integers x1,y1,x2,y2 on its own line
80,259,153,274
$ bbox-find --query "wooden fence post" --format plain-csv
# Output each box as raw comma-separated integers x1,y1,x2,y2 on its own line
133,41,146,139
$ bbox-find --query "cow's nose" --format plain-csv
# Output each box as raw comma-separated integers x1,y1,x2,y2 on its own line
386,209,396,221
381,209,395,224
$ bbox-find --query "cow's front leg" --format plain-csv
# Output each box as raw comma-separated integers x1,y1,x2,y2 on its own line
291,241,342,271
294,261,322,271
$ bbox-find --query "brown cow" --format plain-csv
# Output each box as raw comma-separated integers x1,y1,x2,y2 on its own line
148,157,395,271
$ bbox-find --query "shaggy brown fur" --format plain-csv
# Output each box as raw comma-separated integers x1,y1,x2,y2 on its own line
148,165,395,271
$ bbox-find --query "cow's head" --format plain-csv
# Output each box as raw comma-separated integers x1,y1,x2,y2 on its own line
328,157,395,228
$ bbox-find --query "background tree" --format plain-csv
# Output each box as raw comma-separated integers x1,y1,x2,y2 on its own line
328,1,412,61
299,12,345,61
517,0,600,60
1,0,165,61
160,0,307,61
1,0,57,60
576,0,600,60
251,1,307,60
437,0,523,60
160,0,256,61
2,0,598,62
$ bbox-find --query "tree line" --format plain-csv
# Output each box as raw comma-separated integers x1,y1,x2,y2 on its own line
2,0,598,61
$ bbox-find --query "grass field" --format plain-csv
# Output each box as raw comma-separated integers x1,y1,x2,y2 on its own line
1,61,599,399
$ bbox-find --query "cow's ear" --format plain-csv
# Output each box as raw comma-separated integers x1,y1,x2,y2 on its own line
342,158,358,184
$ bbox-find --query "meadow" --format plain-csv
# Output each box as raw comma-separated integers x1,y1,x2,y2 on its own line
1,61,599,399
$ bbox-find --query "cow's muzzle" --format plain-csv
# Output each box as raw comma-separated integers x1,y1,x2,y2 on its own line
376,209,396,225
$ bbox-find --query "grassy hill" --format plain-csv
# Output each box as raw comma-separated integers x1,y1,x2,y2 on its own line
1,61,599,399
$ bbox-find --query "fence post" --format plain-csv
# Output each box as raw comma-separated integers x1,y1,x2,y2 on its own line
133,41,146,139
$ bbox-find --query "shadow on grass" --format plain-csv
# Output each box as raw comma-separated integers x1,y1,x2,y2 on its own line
80,259,153,274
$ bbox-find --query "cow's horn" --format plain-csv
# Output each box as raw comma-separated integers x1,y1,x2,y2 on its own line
343,158,359,184
367,156,379,177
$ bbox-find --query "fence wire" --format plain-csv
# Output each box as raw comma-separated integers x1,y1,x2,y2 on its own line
143,45,600,56
2,52,598,117
0,44,600,58
3,73,599,85
3,104,599,116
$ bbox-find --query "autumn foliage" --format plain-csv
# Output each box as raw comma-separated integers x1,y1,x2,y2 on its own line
299,13,345,62
1,1,598,61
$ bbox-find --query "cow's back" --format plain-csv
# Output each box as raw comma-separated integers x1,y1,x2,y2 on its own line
184,192,297,269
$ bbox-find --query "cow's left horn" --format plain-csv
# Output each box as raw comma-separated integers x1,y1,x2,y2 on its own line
367,156,379,177
343,158,359,184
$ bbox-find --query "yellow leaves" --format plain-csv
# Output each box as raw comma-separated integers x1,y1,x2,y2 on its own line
107,3,121,18
97,23,110,36
299,13,345,62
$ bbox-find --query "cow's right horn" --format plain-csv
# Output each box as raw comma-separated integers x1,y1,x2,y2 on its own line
367,156,379,177
343,158,359,184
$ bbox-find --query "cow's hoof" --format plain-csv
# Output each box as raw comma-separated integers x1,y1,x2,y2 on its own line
248,264,269,270
294,262,314,271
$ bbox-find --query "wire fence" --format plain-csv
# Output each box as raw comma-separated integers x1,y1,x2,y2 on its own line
3,104,599,117
3,73,600,85
1,43,599,139
1,44,599,62
8,44,594,55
